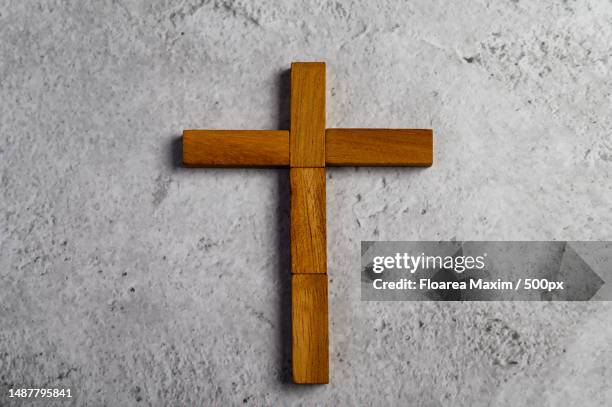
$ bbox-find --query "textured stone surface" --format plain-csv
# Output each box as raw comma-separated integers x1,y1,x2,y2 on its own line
1,1,611,405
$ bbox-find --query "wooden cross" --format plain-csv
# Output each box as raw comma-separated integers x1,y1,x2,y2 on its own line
182,62,433,384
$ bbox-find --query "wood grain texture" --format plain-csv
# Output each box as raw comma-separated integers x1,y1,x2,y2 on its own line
325,128,433,166
290,168,326,274
183,130,289,167
290,62,326,167
292,273,329,384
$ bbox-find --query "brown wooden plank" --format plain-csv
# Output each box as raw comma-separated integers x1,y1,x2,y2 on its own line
182,130,289,167
325,128,433,166
290,168,326,274
290,62,326,167
292,273,329,384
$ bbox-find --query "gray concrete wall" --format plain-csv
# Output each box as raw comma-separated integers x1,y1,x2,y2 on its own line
1,1,611,405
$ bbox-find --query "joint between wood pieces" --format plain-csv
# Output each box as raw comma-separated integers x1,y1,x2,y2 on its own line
291,273,327,277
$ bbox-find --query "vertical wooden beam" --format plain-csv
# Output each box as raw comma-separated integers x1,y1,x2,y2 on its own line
292,274,329,384
290,62,328,384
290,62,326,167
290,166,328,383
290,168,327,274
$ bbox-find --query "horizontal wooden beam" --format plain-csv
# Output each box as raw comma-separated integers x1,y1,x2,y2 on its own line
183,130,289,167
292,273,329,384
325,128,433,166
